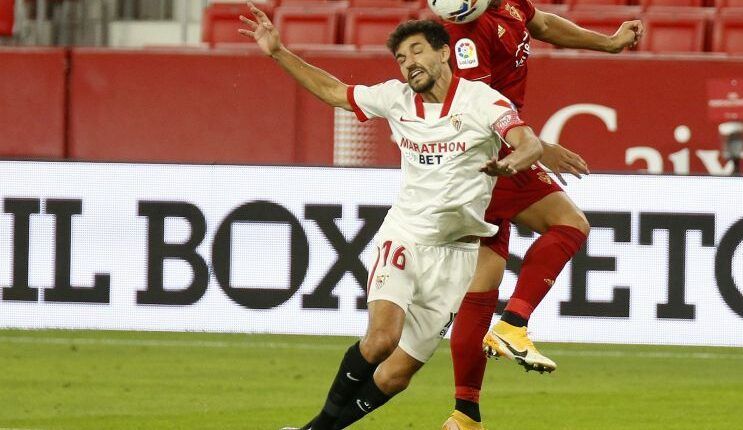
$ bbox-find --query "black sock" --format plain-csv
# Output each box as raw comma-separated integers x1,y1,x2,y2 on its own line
455,398,481,422
501,310,528,328
305,341,377,430
333,378,392,429
300,418,321,430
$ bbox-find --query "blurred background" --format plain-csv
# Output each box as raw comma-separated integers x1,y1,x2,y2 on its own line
0,0,742,172
1,3,742,428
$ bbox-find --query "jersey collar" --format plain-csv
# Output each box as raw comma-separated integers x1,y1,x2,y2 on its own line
413,75,461,120
441,75,460,118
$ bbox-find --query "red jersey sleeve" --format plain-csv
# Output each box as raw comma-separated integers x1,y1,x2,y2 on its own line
520,0,536,23
444,19,496,86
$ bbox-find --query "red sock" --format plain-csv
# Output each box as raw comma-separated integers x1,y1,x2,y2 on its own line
451,289,499,403
505,225,587,320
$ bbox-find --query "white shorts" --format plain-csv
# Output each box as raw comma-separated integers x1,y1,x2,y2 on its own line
366,231,478,363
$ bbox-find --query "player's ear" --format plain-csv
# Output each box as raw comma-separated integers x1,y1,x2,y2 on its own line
441,44,451,64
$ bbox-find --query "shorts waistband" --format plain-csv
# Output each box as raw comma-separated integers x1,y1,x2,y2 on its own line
456,235,479,243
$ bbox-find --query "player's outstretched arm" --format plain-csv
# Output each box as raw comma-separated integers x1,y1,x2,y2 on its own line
527,9,643,54
480,126,543,176
238,2,351,110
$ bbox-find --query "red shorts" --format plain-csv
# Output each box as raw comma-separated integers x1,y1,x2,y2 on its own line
481,148,563,259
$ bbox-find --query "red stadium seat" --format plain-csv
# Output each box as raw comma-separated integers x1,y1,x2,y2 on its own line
344,8,413,47
715,0,743,8
349,0,408,6
640,0,705,8
278,0,334,3
567,0,630,8
568,7,643,43
416,6,442,21
640,9,708,52
0,0,13,36
277,1,350,12
536,3,571,15
350,0,424,15
273,6,341,46
203,1,276,46
278,0,346,4
714,9,743,53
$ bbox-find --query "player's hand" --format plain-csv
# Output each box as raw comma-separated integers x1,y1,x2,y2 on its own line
238,2,282,57
539,141,589,185
480,158,517,177
607,20,644,53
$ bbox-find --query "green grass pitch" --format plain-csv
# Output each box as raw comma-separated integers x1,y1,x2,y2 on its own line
1,329,742,430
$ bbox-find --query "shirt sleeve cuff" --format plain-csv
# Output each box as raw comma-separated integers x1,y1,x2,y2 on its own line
347,85,369,122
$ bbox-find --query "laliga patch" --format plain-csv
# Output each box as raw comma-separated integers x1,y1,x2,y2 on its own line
492,110,525,137
455,38,479,70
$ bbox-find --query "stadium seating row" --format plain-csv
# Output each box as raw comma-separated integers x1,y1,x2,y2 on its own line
543,0,742,7
536,7,743,53
231,0,743,11
0,0,14,36
206,1,743,54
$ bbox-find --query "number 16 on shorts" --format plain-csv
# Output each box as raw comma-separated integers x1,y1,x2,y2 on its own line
367,240,408,296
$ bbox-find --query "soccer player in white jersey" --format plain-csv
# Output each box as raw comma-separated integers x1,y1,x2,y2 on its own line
239,3,542,429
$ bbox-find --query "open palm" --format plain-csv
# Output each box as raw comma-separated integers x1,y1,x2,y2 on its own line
238,2,282,56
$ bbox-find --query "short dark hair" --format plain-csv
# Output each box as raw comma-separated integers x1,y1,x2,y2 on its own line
386,19,450,55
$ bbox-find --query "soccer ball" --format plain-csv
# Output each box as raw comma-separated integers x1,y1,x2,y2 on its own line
427,0,492,24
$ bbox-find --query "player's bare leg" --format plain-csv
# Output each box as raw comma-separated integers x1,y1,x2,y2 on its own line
484,191,589,373
374,346,425,394
360,300,407,363
332,346,424,429
513,191,589,235
289,300,406,430
468,246,507,295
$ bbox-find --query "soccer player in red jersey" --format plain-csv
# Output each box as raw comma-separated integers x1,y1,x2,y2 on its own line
441,1,644,429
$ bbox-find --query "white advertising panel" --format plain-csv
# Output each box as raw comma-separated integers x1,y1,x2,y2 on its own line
0,161,741,346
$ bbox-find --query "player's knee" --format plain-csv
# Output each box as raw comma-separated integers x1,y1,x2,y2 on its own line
468,275,502,294
570,210,590,237
360,331,399,363
487,273,504,291
553,208,590,237
469,247,506,293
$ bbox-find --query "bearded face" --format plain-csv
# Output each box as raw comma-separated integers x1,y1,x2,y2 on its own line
394,34,450,94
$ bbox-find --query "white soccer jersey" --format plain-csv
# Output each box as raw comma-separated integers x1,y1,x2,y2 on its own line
348,76,525,245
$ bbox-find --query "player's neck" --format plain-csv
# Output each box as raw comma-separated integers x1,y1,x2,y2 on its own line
420,69,453,103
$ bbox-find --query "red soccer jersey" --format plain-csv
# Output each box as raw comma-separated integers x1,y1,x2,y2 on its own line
445,0,536,110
